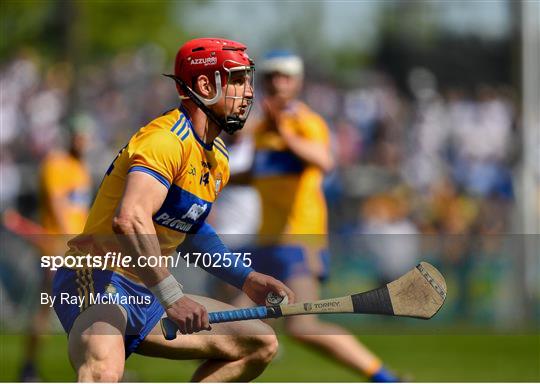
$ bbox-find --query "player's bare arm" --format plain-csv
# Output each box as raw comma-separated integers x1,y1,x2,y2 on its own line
262,73,334,173
112,171,210,334
41,160,73,234
275,122,334,173
48,195,72,234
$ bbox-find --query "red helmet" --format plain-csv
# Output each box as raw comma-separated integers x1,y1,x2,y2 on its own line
169,37,255,134
174,37,253,98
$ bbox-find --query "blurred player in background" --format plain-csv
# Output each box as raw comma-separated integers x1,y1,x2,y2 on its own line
19,119,92,381
52,38,294,382
244,50,399,382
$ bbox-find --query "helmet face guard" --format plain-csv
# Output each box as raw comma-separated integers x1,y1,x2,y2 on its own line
168,38,255,135
220,62,255,134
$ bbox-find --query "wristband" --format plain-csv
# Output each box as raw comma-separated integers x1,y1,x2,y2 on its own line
149,275,184,308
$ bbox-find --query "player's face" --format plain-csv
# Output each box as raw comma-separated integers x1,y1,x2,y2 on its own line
219,69,254,121
264,72,301,102
70,132,90,158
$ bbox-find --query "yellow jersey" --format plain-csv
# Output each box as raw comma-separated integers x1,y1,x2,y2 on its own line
39,151,91,234
252,101,329,236
68,107,230,280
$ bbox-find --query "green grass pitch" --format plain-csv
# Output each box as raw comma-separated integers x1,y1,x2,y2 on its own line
1,333,538,381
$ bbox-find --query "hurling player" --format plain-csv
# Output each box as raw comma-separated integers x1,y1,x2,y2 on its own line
20,125,91,381
249,51,399,382
52,38,294,382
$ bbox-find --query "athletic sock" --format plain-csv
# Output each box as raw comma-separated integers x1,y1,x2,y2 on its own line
20,360,40,382
370,366,400,382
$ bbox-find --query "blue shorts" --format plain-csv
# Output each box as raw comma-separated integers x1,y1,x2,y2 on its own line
249,245,330,282
52,268,164,357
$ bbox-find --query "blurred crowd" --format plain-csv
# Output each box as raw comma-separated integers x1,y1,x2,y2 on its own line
306,67,518,233
0,46,531,324
301,68,522,320
1,48,519,225
1,46,177,212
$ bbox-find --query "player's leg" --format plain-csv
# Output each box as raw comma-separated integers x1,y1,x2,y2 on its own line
68,304,127,382
20,304,49,381
231,275,385,375
284,274,398,382
137,294,278,382
20,268,53,381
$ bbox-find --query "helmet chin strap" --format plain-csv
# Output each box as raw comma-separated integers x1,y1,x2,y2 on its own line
163,73,246,135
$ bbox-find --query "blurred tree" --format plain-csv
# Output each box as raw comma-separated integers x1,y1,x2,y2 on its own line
1,0,189,124
1,0,188,63
77,1,187,59
1,0,53,60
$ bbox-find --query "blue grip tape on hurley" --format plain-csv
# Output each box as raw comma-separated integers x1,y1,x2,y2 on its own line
161,306,268,340
209,306,268,323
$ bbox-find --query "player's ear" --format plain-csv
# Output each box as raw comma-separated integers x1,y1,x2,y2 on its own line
194,75,215,98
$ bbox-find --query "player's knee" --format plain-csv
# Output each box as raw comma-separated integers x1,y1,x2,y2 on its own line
236,320,278,364
78,362,123,382
245,334,279,366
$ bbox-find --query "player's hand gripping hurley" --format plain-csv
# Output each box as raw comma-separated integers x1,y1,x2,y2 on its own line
161,262,447,340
